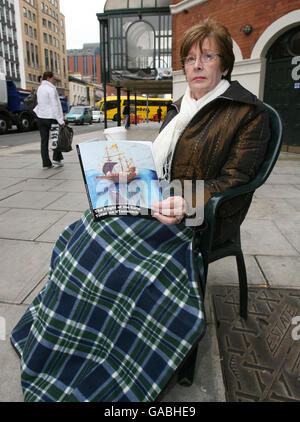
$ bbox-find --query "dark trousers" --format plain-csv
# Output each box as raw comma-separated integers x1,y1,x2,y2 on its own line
38,118,63,167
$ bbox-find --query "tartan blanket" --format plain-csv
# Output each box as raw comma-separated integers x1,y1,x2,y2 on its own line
11,210,205,402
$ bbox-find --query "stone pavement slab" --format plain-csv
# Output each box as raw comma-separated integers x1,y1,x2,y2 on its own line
48,168,84,180
274,213,300,254
23,276,48,305
246,197,297,220
0,167,64,179
0,239,53,304
266,174,300,184
273,165,300,175
0,190,65,210
48,180,86,193
0,185,24,201
9,178,65,191
45,192,88,212
0,303,27,402
254,184,300,199
256,256,300,287
286,197,300,211
241,218,298,256
0,208,66,241
36,211,83,242
0,177,28,188
207,255,267,286
161,324,226,402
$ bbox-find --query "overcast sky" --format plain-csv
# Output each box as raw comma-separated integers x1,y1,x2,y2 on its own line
60,0,106,49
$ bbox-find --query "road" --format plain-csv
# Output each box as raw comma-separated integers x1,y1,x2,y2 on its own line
0,121,116,148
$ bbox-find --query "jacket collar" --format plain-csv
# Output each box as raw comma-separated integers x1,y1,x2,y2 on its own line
171,81,258,113
41,80,55,89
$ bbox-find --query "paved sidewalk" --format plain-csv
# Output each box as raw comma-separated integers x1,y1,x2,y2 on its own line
0,122,299,402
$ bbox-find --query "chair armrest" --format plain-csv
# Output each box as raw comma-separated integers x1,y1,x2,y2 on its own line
204,181,258,221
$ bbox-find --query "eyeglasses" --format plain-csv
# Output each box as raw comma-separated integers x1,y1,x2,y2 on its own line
184,51,222,65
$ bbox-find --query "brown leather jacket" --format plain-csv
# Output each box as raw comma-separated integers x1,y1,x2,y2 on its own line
160,81,270,245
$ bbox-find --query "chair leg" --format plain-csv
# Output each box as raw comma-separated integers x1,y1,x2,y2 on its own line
236,252,248,320
177,345,198,387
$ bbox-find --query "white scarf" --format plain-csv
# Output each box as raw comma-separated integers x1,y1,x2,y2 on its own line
153,79,230,180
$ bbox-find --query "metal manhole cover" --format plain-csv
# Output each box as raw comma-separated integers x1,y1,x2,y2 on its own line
211,285,300,402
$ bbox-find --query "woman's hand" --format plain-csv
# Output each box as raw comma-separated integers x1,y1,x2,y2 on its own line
151,196,186,225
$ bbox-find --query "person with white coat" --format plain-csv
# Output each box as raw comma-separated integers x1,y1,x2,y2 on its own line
34,71,65,169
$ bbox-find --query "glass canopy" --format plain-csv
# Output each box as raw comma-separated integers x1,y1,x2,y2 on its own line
98,5,172,83
104,0,171,11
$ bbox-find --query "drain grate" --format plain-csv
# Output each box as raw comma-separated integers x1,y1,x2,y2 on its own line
211,285,300,402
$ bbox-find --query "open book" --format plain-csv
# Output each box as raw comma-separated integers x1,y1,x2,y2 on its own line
77,140,162,221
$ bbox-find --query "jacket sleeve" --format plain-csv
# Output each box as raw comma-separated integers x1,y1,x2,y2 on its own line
49,87,64,125
203,108,270,210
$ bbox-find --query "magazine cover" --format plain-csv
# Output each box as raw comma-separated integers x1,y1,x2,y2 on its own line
77,140,162,220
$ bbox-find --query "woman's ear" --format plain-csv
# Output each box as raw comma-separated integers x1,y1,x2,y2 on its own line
221,69,228,80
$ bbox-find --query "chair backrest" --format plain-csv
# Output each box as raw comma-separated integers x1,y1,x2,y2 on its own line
251,103,283,188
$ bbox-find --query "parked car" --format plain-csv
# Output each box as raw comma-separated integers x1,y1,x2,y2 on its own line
92,110,102,123
65,106,93,125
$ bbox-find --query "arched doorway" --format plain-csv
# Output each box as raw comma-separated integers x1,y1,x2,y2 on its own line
126,20,155,69
264,26,300,147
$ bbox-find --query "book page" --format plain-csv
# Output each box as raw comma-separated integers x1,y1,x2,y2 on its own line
77,140,162,220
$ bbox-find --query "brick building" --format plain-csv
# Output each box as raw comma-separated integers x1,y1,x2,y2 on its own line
67,44,100,83
171,0,300,149
67,43,115,97
18,0,69,96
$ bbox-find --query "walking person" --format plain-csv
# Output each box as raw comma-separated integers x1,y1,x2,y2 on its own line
122,104,130,129
34,71,65,169
157,106,162,123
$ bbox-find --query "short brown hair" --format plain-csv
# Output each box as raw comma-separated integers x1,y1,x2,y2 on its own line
42,71,54,80
180,18,235,81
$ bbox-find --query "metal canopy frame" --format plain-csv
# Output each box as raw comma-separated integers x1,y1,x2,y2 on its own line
97,6,172,128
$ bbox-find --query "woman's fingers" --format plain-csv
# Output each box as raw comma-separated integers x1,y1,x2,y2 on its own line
153,213,183,226
151,196,186,216
151,196,186,225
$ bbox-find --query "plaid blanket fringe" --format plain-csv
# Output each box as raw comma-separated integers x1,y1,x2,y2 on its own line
11,210,206,402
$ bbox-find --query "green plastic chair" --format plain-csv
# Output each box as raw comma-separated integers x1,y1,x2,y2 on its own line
177,103,283,387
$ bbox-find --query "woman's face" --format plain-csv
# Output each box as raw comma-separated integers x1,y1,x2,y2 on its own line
184,37,226,100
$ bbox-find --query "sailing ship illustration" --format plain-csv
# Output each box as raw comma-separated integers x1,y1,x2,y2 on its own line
95,143,137,184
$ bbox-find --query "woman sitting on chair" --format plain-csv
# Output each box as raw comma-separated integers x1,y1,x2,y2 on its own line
11,19,270,402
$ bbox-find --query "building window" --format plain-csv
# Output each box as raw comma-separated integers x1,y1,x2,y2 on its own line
50,50,53,71
35,45,39,66
26,41,31,65
44,48,49,69
31,43,35,67
54,52,58,73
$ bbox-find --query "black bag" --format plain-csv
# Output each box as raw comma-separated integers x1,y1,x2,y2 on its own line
24,88,38,110
56,125,74,152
